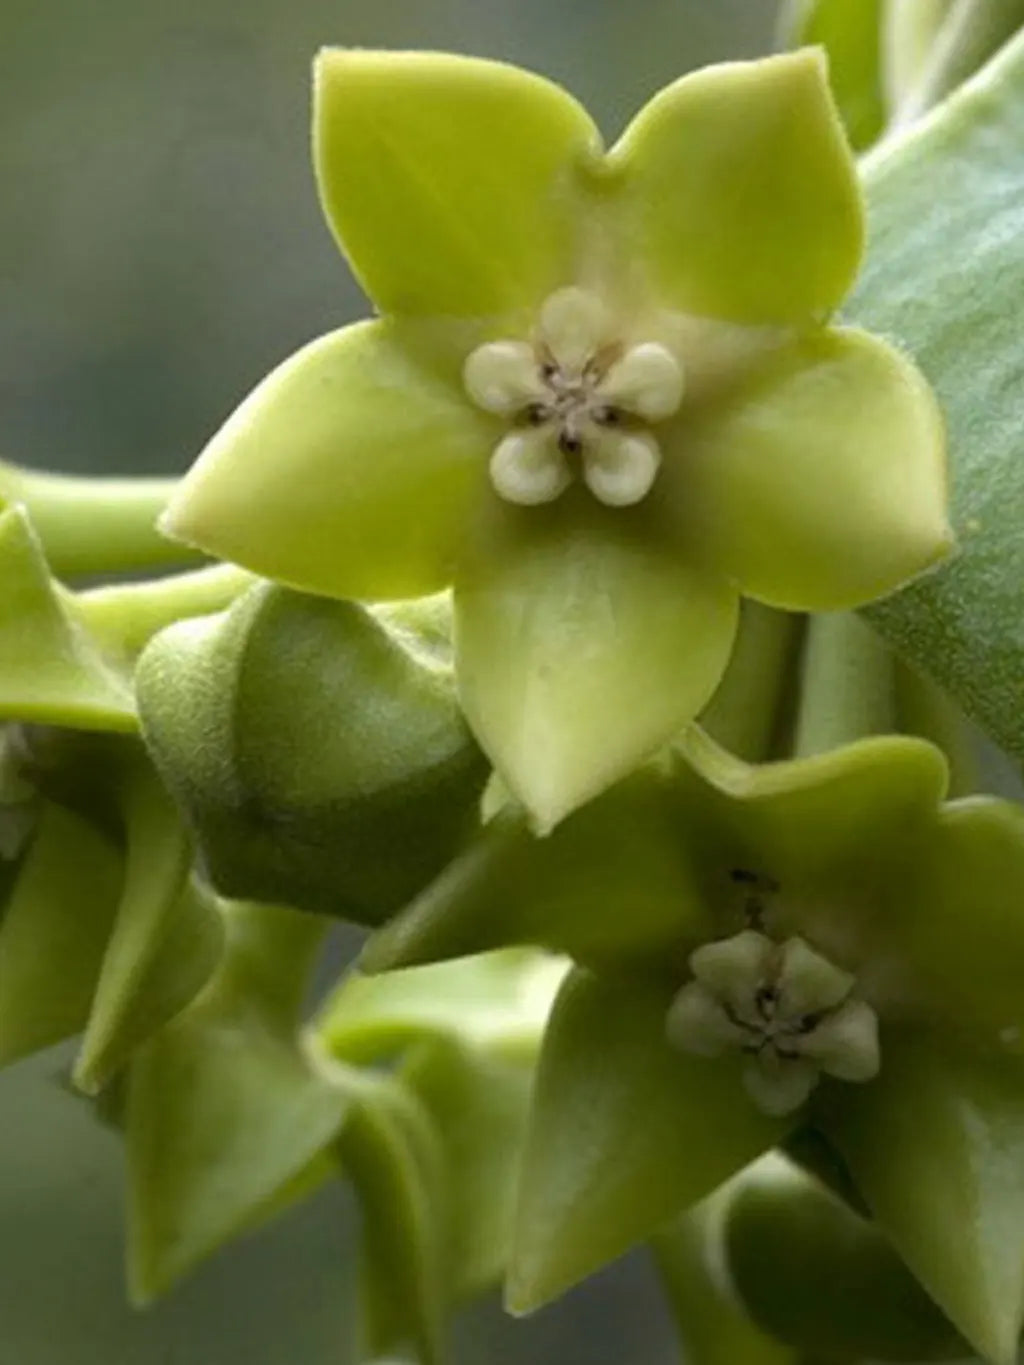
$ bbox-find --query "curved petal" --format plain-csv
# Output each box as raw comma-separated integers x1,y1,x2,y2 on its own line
661,327,951,610
672,731,952,978
0,505,136,731
126,907,344,1303
508,969,788,1312
677,729,949,889
316,950,564,1062
314,50,600,317
361,769,711,974
454,494,739,831
162,321,493,601
0,804,121,1067
820,1031,1024,1365
605,49,862,324
888,796,1024,1041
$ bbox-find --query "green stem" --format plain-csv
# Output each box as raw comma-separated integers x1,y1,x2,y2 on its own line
0,463,202,578
887,0,1024,126
881,0,956,113
72,563,253,662
892,659,981,795
698,604,805,764
793,613,896,757
215,903,330,1029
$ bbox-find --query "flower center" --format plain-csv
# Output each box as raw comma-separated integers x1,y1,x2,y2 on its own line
665,929,880,1117
462,287,684,508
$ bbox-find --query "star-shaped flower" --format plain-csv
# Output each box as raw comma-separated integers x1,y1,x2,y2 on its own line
161,48,950,830
363,730,1024,1365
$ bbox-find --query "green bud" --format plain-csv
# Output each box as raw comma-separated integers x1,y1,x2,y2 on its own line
136,583,487,924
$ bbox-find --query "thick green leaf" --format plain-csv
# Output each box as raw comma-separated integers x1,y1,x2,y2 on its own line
126,905,345,1302
0,504,135,731
820,1030,1024,1365
509,968,786,1312
851,30,1024,768
0,803,121,1066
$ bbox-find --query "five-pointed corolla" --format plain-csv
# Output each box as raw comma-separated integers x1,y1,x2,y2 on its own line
362,731,1024,1365
667,929,879,1115
161,48,951,831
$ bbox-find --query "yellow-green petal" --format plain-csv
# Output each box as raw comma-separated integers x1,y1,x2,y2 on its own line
314,49,599,317
455,495,739,832
820,1032,1024,1365
161,322,492,602
508,969,787,1313
606,49,862,324
0,504,135,731
661,327,951,611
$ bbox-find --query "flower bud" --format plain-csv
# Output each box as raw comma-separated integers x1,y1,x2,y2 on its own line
136,583,487,923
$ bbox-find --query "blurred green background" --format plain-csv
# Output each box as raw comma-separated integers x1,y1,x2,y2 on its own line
0,1,776,1361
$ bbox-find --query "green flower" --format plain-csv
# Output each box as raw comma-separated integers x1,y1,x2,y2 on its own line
127,899,562,1364
161,48,950,830
364,731,1024,1364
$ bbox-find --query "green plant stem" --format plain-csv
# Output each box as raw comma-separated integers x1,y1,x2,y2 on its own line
698,604,805,764
881,0,956,113
0,464,202,578
71,564,253,663
792,612,896,757
893,658,980,795
887,0,1024,126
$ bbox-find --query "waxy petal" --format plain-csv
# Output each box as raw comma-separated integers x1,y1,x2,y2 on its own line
314,50,599,317
0,504,135,731
820,1032,1024,1365
362,769,708,974
660,327,951,611
317,949,564,1063
607,49,862,324
455,496,739,831
509,969,787,1312
892,796,1024,1041
676,729,949,906
162,322,492,601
